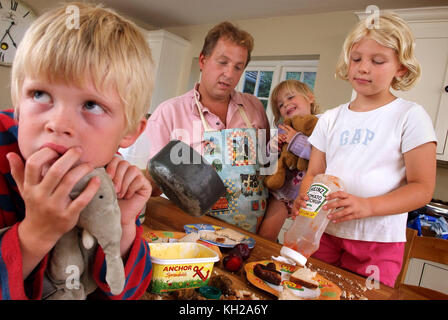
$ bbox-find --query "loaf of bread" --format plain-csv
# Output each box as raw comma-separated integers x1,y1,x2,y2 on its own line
289,267,319,289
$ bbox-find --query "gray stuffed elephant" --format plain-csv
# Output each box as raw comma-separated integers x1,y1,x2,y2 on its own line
45,167,125,300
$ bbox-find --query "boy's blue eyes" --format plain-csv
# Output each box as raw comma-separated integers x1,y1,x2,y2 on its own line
32,90,105,114
84,101,105,114
33,90,51,103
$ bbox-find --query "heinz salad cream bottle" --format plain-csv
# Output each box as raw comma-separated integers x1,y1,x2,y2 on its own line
280,174,345,266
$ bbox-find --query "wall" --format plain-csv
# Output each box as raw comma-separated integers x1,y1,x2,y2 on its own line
165,11,357,110
0,68,12,108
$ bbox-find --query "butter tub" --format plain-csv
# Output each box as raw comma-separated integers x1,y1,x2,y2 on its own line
148,242,220,293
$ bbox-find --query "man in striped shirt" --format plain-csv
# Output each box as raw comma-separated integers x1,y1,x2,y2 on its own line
0,3,153,299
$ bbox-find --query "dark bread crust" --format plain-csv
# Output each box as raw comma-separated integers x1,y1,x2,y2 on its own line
254,263,281,285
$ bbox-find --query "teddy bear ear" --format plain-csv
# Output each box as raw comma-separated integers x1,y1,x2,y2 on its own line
304,116,318,132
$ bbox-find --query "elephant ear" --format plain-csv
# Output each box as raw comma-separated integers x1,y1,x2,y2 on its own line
69,169,101,200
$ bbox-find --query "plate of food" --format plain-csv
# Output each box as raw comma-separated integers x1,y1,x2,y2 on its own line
245,260,341,300
183,224,256,249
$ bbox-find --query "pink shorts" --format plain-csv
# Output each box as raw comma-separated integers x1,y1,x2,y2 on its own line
312,233,405,287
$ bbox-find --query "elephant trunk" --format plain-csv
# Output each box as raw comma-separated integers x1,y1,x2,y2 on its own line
101,241,126,295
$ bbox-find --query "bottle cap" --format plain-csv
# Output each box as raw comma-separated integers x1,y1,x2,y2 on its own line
280,246,307,266
198,285,222,300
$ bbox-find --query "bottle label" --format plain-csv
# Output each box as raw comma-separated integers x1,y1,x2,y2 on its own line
299,183,330,219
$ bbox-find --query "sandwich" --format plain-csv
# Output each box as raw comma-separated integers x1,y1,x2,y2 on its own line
214,228,246,242
289,267,319,289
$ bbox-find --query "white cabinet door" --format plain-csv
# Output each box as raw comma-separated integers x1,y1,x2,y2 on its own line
435,62,448,160
392,12,448,161
146,30,190,114
404,258,448,295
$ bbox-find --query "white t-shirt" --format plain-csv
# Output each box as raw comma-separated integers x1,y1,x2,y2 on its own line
308,98,437,242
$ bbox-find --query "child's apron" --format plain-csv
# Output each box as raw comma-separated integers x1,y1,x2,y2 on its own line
194,92,267,233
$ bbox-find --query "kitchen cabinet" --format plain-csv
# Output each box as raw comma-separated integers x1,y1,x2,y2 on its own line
404,258,448,295
394,7,448,161
145,29,190,114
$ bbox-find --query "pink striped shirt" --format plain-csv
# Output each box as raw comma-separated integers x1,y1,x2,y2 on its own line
145,87,270,159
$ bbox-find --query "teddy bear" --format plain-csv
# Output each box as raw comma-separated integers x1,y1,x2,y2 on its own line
264,114,318,190
44,167,125,300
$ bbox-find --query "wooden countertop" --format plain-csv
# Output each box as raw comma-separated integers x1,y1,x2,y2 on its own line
141,196,444,300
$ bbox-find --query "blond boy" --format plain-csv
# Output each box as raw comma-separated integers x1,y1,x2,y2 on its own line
0,2,153,299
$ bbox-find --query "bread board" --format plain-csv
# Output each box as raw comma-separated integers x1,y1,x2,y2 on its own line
245,260,341,300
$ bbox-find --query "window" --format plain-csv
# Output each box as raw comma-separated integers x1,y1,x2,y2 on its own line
285,71,317,90
237,60,318,127
241,69,274,110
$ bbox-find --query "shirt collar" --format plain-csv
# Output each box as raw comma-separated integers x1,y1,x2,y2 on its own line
192,82,244,114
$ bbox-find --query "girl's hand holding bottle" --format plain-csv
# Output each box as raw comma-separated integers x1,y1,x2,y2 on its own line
323,191,374,223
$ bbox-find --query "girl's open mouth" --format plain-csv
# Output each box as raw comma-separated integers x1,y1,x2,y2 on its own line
286,107,297,115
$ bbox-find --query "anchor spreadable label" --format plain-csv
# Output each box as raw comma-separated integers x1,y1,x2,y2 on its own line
148,242,219,293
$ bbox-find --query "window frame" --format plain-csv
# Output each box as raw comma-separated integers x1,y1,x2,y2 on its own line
237,60,319,127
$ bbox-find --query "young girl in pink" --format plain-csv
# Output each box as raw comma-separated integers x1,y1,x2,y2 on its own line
296,13,437,287
259,80,320,241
